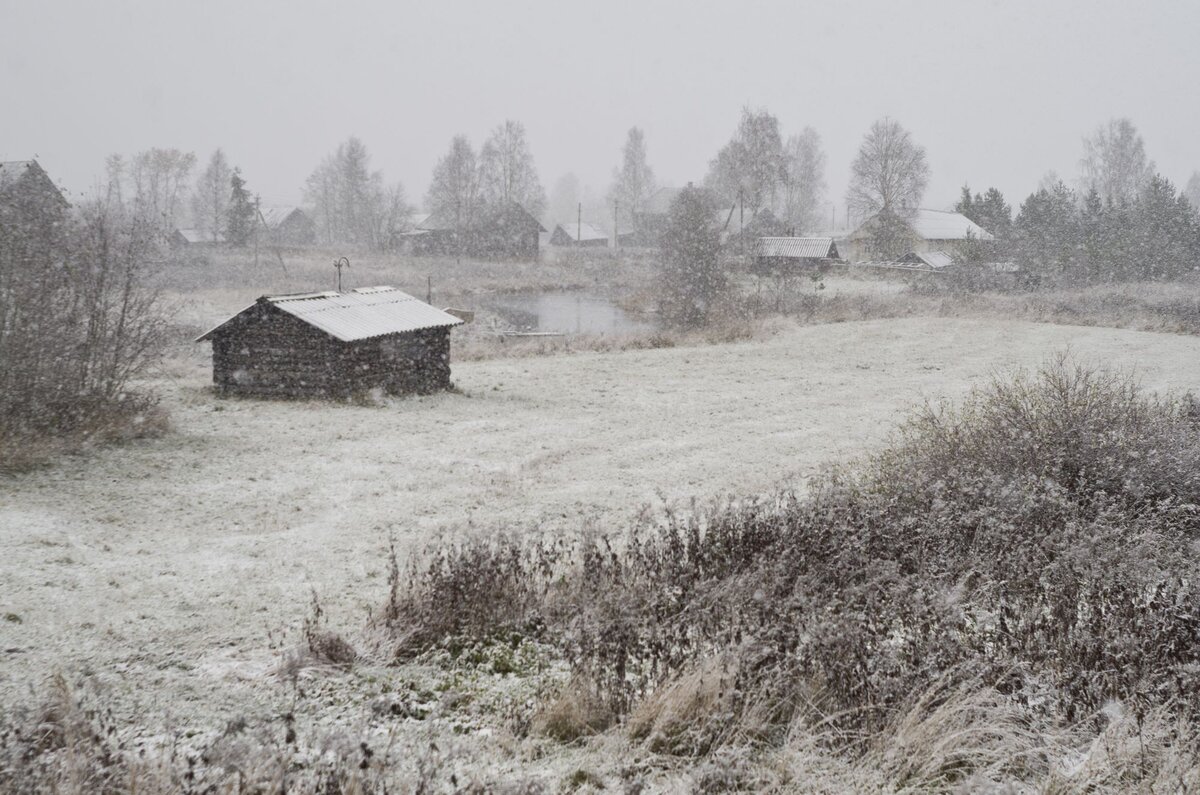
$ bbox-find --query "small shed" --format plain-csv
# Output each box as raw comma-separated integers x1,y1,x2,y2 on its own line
752,237,841,275
196,286,463,398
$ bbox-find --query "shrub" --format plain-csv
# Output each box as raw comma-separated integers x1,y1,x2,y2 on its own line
383,357,1200,765
0,197,169,469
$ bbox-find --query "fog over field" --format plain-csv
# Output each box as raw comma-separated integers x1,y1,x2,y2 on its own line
3,2,1200,793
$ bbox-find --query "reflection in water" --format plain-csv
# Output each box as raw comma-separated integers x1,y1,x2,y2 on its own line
482,291,658,335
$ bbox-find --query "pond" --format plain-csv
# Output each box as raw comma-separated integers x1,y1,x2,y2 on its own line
478,290,659,336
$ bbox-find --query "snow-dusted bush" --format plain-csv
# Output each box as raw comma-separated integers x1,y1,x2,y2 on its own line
385,356,1200,784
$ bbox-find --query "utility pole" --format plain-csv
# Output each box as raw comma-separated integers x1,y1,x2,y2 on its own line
613,199,618,250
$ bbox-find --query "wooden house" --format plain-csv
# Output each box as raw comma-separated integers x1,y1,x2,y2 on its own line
841,209,993,261
258,206,316,245
407,200,545,258
196,286,463,398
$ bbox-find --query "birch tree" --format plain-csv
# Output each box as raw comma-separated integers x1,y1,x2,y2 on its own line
478,120,545,217
1079,118,1154,207
608,127,657,227
781,127,826,233
191,149,232,241
846,117,928,221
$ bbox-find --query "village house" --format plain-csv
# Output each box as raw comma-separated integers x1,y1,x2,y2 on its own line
401,201,545,258
841,208,993,262
196,286,463,398
258,206,316,246
751,236,841,276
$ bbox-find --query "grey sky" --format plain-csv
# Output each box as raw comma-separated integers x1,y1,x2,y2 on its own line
3,0,1197,225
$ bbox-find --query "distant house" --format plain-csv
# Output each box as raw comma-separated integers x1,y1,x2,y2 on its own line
752,237,841,275
549,221,611,247
258,206,316,246
0,160,68,217
405,200,545,259
842,208,993,262
171,228,225,247
196,286,463,398
631,186,686,246
721,206,789,247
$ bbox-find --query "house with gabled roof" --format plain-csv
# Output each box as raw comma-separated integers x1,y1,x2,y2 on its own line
197,286,463,398
842,208,993,262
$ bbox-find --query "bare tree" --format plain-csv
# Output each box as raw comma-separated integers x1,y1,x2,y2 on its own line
846,117,929,222
127,148,196,235
304,137,404,249
426,135,480,229
781,128,826,233
608,127,657,227
705,107,785,214
191,149,232,241
1080,118,1154,207
478,120,545,217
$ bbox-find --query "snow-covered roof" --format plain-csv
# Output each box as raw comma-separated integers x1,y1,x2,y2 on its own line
258,206,306,229
754,237,839,259
0,161,35,190
908,209,993,241
554,222,609,242
905,250,955,269
197,286,463,343
175,228,225,244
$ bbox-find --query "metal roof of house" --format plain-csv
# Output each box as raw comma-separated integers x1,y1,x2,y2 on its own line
175,227,225,244
848,209,994,242
196,286,463,343
258,206,306,228
906,250,955,269
909,209,993,241
754,237,839,259
554,222,609,242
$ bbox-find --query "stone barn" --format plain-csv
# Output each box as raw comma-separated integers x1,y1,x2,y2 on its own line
197,286,463,398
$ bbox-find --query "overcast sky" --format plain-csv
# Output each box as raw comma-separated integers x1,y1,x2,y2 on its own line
3,0,1198,226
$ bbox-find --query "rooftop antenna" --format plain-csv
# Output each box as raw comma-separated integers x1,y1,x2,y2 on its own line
334,256,349,292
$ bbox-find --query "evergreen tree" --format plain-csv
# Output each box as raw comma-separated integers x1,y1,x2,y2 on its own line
226,168,256,247
658,186,723,327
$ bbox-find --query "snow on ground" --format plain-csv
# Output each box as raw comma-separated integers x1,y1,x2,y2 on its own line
1,316,1198,733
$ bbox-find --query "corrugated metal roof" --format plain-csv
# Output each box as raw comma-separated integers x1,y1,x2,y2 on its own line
196,286,463,343
919,250,954,269
754,237,838,259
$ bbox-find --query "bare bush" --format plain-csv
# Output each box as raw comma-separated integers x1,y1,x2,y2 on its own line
0,197,169,469
381,356,1200,787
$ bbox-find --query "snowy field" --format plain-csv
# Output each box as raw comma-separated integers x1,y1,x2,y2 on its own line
2,316,1199,741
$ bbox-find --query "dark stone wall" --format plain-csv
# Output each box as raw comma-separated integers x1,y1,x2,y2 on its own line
209,303,453,398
